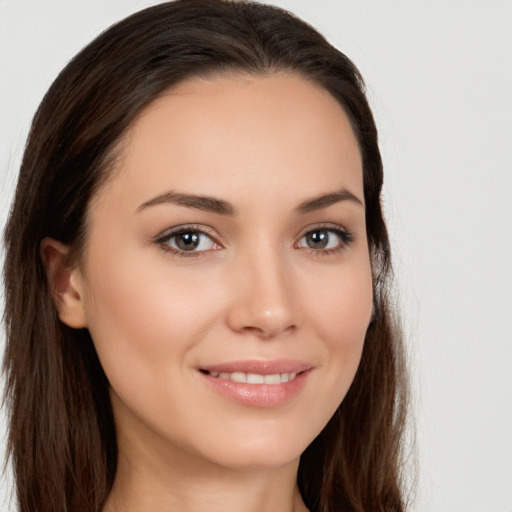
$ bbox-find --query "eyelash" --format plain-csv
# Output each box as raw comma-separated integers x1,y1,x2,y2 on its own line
296,224,354,257
154,223,354,258
154,224,220,258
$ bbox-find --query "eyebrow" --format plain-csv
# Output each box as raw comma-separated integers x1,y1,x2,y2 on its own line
136,187,363,215
136,192,236,215
296,188,364,214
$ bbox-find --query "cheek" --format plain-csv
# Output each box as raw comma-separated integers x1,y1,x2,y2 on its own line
80,248,224,388
303,256,373,403
308,254,373,343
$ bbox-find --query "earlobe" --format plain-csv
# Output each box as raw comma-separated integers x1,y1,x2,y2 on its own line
40,237,88,329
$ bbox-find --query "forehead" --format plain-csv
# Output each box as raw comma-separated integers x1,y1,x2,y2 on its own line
97,72,363,212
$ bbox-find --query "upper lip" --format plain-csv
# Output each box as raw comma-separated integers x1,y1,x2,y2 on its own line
200,359,313,375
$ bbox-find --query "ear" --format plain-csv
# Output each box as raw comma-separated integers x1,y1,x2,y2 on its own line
40,237,88,329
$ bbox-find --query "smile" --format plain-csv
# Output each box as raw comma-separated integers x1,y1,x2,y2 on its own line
199,360,313,407
204,370,297,384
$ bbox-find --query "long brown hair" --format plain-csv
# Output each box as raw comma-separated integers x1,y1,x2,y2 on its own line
2,1,410,511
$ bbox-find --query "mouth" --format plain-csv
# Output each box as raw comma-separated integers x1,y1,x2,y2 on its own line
198,359,313,407
200,369,299,384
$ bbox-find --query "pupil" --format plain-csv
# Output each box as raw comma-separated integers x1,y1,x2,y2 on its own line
177,232,199,250
307,230,328,249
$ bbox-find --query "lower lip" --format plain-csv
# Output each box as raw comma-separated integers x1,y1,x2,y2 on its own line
200,370,311,407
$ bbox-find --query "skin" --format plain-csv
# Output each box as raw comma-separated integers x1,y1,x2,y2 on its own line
44,73,373,512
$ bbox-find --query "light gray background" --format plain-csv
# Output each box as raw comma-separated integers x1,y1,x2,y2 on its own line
1,1,511,511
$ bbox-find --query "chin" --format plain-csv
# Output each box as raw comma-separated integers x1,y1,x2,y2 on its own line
191,424,316,471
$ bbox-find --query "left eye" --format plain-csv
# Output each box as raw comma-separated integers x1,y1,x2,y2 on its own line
164,230,216,252
297,229,345,250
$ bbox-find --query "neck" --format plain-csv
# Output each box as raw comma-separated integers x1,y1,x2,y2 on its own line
104,451,308,512
103,423,308,512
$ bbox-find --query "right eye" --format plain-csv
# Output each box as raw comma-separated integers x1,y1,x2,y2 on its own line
157,227,220,256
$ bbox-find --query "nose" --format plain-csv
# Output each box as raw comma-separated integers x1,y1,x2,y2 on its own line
225,248,298,339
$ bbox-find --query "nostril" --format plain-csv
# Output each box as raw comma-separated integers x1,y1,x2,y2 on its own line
238,323,296,339
225,284,298,338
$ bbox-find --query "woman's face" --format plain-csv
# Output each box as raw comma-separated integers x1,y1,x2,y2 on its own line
72,73,373,470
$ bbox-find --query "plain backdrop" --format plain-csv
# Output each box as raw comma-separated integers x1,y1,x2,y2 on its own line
1,1,511,511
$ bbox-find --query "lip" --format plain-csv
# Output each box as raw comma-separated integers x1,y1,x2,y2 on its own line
199,359,313,407
201,359,313,375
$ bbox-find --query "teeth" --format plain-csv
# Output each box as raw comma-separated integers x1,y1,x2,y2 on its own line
207,371,298,384
230,372,246,383
264,374,280,384
247,373,264,384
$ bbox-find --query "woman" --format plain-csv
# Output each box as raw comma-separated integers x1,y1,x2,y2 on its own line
2,1,409,511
